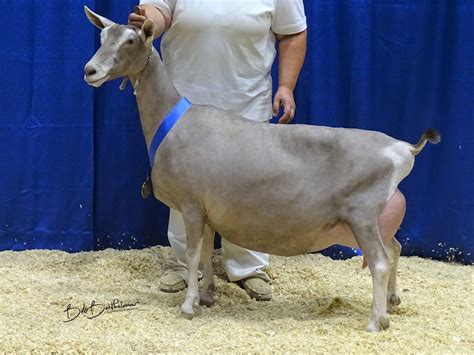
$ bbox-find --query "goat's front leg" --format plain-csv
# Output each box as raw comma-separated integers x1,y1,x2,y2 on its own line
199,224,216,307
180,206,205,319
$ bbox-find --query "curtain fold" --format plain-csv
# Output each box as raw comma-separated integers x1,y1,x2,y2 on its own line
0,0,97,252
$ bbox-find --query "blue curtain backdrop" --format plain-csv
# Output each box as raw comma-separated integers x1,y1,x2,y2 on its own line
0,1,472,264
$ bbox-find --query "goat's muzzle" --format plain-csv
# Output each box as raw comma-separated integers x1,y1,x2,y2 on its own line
84,62,110,87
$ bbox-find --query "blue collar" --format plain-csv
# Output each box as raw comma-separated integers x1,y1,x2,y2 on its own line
148,97,192,168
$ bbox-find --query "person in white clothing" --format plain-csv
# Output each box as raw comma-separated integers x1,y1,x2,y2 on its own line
129,0,307,300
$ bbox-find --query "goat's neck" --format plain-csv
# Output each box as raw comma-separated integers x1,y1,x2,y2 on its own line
130,48,181,148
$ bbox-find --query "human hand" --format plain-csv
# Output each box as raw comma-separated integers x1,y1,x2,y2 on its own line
128,6,146,28
273,86,296,124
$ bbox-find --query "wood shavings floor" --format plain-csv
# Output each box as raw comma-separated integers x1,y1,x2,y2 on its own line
0,246,472,353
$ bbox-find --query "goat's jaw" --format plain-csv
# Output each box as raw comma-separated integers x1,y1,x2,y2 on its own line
84,74,110,87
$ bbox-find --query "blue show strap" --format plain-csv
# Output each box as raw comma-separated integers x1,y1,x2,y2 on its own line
148,97,192,168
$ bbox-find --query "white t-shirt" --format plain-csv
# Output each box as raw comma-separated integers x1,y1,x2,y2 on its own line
140,0,307,121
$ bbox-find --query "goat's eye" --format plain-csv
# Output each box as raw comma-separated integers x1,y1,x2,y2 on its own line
127,39,134,45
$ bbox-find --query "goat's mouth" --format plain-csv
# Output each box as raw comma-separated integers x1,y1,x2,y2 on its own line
84,74,110,87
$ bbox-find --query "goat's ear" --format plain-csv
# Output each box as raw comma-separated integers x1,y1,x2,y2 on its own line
140,19,155,47
84,5,115,29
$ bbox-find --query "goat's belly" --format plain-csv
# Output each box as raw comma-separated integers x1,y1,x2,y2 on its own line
218,229,317,256
308,223,359,252
211,218,358,257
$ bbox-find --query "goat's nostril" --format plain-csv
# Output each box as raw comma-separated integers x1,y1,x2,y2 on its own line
86,68,97,76
84,63,97,77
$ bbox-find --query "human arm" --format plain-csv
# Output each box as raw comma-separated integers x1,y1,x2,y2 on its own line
128,4,172,38
273,30,307,124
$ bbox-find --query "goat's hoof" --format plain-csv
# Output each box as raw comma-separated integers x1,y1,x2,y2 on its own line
180,305,195,320
199,295,214,307
379,315,390,330
387,294,401,314
199,284,215,307
367,315,390,332
390,294,401,306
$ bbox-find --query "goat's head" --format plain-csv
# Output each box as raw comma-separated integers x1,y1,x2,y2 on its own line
83,6,155,87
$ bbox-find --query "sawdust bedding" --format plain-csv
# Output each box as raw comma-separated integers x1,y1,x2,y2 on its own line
0,246,472,353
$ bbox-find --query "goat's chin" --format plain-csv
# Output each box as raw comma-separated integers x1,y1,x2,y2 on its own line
84,74,110,87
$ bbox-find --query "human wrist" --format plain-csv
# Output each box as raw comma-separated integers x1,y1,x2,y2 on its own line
141,5,166,38
278,84,294,93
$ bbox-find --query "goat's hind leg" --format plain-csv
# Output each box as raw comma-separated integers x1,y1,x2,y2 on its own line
385,237,401,313
378,190,406,313
349,219,392,332
199,224,216,307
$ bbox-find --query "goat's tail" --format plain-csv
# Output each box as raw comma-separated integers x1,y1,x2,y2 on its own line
410,128,441,156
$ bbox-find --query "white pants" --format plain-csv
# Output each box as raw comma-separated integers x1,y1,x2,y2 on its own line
168,208,270,282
